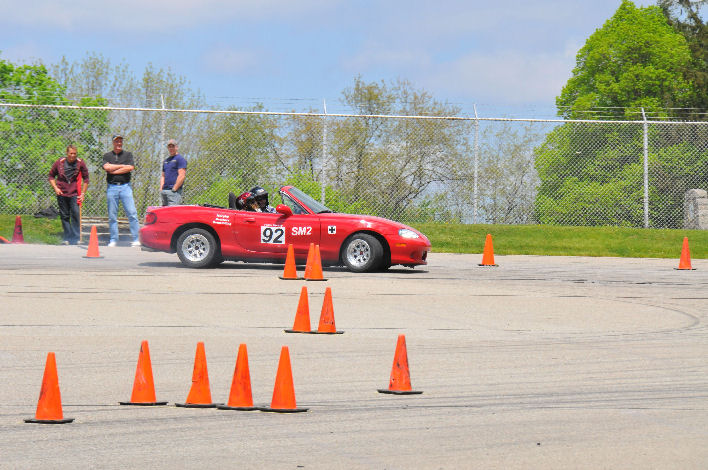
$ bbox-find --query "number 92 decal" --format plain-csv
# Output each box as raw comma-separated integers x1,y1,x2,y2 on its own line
260,225,285,244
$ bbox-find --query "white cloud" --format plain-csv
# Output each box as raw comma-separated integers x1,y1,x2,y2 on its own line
341,40,431,72
201,45,262,74
421,50,573,105
0,0,338,32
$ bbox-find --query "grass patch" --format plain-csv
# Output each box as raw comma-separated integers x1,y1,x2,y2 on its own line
413,223,707,259
0,215,704,259
0,214,63,244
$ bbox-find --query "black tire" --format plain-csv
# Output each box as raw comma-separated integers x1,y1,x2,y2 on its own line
341,233,383,273
176,228,220,268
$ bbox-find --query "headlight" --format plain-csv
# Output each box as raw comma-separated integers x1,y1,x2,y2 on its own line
398,228,419,239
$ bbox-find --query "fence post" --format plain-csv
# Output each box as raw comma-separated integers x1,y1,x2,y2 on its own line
641,108,649,228
473,104,479,224
160,94,166,205
321,99,328,205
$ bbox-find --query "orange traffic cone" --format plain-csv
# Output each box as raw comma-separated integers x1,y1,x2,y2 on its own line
314,287,344,334
25,352,74,424
119,340,168,406
303,243,315,279
675,236,696,270
378,335,422,395
82,225,103,259
478,233,498,267
0,235,9,243
279,244,301,280
305,244,327,281
259,346,308,413
218,344,258,411
175,342,221,408
284,286,313,333
12,215,24,243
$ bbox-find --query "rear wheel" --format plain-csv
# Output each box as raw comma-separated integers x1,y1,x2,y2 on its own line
176,228,220,268
342,233,383,273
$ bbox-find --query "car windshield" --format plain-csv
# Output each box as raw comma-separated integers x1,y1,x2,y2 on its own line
284,187,333,214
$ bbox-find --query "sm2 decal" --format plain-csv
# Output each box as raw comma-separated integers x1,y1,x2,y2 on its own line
260,225,285,244
291,226,312,236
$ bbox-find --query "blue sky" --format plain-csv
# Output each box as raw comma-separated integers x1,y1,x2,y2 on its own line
1,0,656,116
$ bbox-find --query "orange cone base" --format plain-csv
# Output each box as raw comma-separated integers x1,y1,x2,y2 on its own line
478,263,498,267
0,236,9,243
174,402,222,408
305,278,328,282
25,417,74,424
279,276,304,280
258,406,309,413
674,267,696,271
217,404,259,411
119,401,168,406
83,255,104,259
377,389,423,395
311,330,344,335
284,329,316,334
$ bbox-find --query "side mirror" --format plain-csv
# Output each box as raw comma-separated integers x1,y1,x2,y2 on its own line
276,204,293,217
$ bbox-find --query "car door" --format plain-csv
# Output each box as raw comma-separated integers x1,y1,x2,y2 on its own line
231,211,320,256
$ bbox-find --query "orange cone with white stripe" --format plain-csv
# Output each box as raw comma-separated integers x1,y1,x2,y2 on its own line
25,352,74,424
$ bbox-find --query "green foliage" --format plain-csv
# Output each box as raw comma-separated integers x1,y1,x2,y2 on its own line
558,0,694,119
537,2,707,228
0,56,109,213
659,0,708,119
417,222,708,259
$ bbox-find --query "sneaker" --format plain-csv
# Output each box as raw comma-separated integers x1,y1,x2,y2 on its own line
107,241,117,247
131,240,141,247
61,240,70,245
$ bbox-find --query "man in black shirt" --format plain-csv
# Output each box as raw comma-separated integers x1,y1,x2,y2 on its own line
102,135,141,247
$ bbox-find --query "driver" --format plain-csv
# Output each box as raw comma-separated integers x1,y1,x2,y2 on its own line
250,186,276,213
237,191,260,212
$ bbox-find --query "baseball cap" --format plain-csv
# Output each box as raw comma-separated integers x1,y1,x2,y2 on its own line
167,139,178,146
112,134,123,141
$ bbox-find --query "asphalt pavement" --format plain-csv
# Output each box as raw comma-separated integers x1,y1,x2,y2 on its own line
0,244,706,469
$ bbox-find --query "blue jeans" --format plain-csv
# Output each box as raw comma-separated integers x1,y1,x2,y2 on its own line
106,183,140,243
57,195,80,244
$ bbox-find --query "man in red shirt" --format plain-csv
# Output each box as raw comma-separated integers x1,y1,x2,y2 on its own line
48,145,90,245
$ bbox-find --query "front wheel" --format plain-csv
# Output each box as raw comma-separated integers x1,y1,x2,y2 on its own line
176,228,220,268
341,233,383,273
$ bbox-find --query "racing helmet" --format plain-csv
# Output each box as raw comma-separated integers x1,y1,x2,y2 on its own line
250,186,269,210
237,191,256,211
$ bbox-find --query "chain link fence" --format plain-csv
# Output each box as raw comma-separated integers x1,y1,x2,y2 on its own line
1,102,707,229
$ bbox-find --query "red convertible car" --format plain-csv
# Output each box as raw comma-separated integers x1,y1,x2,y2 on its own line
140,186,430,272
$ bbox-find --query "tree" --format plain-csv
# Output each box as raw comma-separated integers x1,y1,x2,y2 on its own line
0,56,108,214
52,53,208,215
659,0,708,120
287,77,471,222
535,1,707,228
557,0,694,119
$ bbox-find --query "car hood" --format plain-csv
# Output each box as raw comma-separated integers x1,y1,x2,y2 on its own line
319,212,429,240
